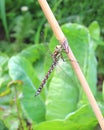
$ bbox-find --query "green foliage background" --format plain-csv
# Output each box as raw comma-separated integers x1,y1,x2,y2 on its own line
0,0,104,130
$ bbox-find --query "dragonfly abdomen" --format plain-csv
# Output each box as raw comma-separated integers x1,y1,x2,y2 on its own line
35,61,58,96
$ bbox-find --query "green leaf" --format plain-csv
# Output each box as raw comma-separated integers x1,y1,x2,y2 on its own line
34,105,98,130
0,54,9,68
89,21,100,40
0,120,8,130
0,54,10,97
0,0,9,39
49,23,97,102
66,105,98,129
88,21,102,50
34,120,77,130
12,12,34,43
84,44,97,101
46,61,79,120
19,44,46,63
8,56,45,123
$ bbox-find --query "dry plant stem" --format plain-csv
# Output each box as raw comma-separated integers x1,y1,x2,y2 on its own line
38,0,104,129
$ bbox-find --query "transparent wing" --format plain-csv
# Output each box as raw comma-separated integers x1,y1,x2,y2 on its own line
36,43,79,96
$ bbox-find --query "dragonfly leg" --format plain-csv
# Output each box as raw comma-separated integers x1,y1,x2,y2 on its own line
60,54,65,62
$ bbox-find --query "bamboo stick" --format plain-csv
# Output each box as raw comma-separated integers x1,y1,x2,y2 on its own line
38,0,104,129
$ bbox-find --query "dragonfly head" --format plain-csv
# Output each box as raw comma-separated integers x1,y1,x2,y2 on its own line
55,45,64,53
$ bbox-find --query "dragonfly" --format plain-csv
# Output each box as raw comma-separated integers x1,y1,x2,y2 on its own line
35,44,66,96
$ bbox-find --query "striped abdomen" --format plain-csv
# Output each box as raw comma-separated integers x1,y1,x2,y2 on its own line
35,61,58,96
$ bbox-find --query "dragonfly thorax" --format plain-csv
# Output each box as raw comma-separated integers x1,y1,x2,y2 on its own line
53,45,64,61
